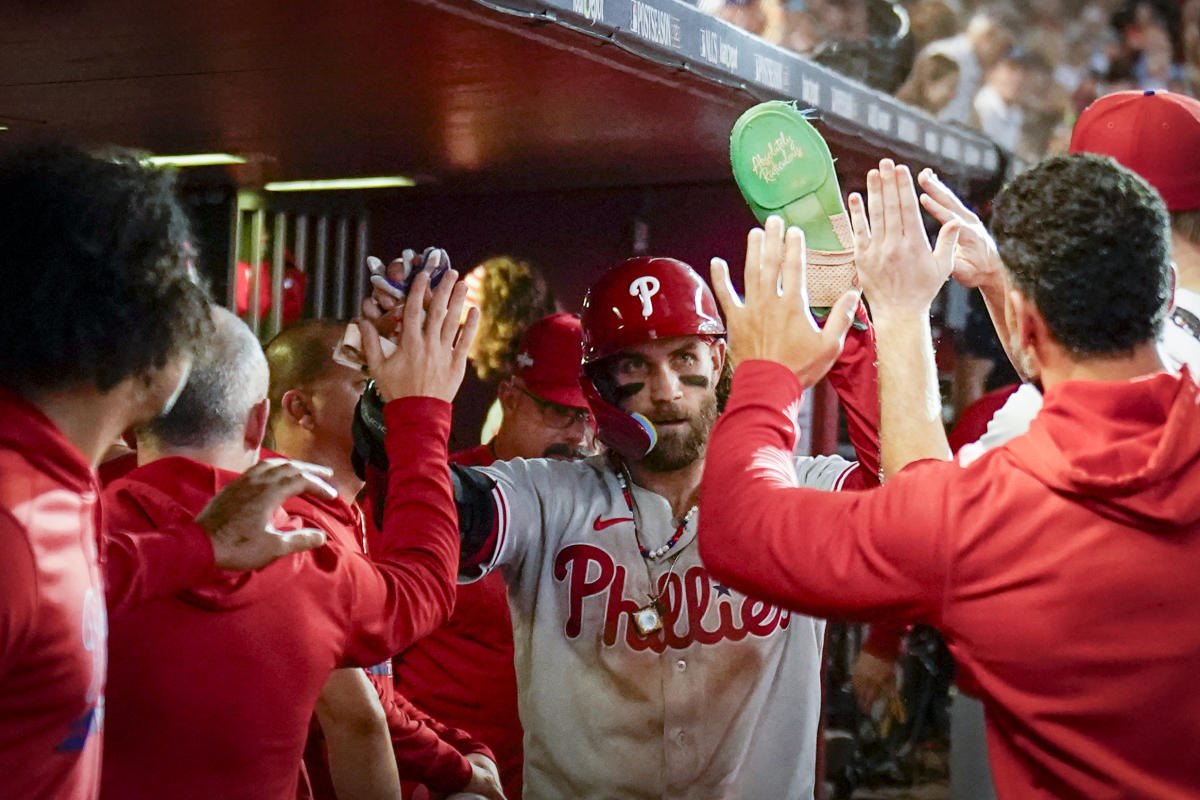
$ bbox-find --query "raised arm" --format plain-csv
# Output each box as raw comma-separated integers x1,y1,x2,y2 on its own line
700,191,959,620
848,160,959,478
917,168,1022,378
697,360,950,620
335,269,482,664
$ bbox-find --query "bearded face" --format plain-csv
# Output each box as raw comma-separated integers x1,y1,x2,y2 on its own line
638,389,719,472
606,335,725,473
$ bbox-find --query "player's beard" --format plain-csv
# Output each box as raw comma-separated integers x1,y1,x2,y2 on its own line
639,392,719,473
542,442,591,460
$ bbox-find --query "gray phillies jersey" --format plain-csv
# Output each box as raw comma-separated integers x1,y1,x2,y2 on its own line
471,452,860,799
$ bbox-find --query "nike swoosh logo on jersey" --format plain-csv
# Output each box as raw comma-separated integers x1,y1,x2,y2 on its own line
592,515,634,531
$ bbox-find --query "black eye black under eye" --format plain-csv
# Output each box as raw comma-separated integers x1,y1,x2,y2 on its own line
680,375,710,388
613,382,645,400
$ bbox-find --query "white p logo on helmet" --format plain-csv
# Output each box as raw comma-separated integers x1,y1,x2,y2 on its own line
629,276,661,318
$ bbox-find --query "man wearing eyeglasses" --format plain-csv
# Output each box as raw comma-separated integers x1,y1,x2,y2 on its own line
395,312,595,800
458,313,595,466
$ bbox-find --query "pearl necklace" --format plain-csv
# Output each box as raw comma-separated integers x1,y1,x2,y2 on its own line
615,465,696,561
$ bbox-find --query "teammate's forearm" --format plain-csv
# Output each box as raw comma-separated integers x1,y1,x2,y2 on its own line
873,310,950,479
450,465,500,571
317,669,402,800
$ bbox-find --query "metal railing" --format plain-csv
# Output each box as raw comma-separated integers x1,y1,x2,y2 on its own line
229,192,370,340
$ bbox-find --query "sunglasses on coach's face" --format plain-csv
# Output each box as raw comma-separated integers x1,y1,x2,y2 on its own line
515,384,591,429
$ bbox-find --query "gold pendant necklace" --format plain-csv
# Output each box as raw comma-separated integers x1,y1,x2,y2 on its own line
614,460,695,636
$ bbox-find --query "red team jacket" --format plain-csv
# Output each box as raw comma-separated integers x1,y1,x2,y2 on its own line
289,454,493,798
701,361,1200,798
100,398,461,800
393,441,526,800
0,387,217,800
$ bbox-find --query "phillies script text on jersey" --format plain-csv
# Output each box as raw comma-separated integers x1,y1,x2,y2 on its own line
554,543,791,651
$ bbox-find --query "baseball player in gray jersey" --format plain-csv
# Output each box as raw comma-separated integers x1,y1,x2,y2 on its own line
356,253,881,798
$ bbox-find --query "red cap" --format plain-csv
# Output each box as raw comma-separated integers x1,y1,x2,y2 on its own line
580,257,725,364
1069,90,1200,211
512,313,588,409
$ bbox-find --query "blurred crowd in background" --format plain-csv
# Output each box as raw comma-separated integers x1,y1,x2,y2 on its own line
699,0,1195,162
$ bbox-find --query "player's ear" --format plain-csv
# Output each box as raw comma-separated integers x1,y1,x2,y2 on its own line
245,398,270,452
498,380,520,414
281,389,315,430
709,338,727,379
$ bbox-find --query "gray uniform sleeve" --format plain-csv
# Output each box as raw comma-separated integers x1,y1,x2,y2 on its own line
467,457,583,591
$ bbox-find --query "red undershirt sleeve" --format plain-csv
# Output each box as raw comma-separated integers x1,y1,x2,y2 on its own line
378,686,476,793
824,302,883,488
698,360,952,623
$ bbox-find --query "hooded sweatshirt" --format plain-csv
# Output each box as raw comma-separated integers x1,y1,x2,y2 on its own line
0,386,215,800
101,397,460,800
285,458,493,799
700,361,1200,799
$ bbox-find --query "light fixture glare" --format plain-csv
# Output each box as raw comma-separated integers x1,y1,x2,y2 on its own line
143,153,246,167
264,176,416,191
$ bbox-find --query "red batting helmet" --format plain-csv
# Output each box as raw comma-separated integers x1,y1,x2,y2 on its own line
580,257,726,459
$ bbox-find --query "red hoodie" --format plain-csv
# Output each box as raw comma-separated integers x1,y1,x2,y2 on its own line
701,361,1200,799
0,387,106,800
393,440,525,800
0,387,216,800
288,461,494,798
100,397,460,800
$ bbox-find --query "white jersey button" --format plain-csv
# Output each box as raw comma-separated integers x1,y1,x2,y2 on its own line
675,659,687,672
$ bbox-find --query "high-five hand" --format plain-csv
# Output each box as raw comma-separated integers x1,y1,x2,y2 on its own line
357,269,480,403
847,160,954,476
916,168,1004,293
710,215,861,388
359,247,451,338
847,159,960,318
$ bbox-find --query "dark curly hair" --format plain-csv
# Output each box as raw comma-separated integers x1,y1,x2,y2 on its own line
991,154,1171,357
0,143,211,394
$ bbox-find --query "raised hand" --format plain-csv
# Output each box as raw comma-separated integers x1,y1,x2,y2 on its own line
194,459,335,571
357,270,480,403
917,168,1005,292
847,159,960,318
711,215,861,388
360,248,451,338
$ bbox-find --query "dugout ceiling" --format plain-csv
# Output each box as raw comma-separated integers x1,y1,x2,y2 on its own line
0,0,1001,194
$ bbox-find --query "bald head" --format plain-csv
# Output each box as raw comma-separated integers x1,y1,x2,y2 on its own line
139,306,269,449
264,320,350,433
263,320,365,497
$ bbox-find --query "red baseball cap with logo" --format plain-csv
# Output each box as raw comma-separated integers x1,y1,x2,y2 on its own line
512,313,588,409
1069,89,1200,211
